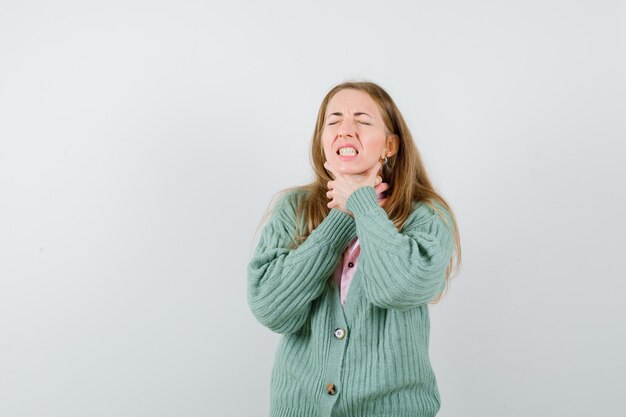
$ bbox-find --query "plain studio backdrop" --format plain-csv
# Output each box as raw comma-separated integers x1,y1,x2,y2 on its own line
1,0,624,416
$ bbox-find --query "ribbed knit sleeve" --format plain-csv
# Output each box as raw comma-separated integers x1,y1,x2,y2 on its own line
346,186,455,311
247,191,357,334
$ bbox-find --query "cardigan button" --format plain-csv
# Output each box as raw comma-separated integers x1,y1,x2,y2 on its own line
333,328,346,340
326,383,337,395
348,262,354,268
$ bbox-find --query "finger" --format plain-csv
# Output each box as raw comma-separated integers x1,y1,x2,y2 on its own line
374,182,390,194
375,176,382,185
327,180,334,190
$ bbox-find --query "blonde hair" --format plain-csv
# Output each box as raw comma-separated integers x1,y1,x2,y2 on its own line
252,80,462,304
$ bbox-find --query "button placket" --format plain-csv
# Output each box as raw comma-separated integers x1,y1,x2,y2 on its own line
319,290,350,417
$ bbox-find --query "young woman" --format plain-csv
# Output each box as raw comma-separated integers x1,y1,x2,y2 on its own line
247,81,462,417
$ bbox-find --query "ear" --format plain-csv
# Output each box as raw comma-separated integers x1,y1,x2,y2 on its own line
385,134,399,157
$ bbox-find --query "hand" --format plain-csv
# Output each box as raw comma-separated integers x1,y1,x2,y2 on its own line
324,160,389,216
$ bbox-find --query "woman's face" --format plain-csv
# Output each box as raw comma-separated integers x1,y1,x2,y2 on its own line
322,88,390,177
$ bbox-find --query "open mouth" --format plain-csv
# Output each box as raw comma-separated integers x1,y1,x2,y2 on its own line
337,148,359,156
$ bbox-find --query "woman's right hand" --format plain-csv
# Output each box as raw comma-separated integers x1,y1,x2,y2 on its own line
334,178,390,216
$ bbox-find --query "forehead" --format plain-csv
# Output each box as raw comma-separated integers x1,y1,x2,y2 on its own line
326,89,379,115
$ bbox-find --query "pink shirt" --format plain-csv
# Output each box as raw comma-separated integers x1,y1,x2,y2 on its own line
334,189,387,305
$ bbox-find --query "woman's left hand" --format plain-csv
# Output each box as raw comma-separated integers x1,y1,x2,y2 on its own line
324,160,383,216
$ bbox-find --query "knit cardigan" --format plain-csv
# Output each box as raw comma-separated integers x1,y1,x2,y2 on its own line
247,185,455,417
335,189,386,305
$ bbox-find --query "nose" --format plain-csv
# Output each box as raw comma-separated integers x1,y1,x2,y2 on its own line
337,119,357,138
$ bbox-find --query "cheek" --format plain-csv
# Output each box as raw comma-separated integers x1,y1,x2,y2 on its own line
321,136,334,155
362,137,386,153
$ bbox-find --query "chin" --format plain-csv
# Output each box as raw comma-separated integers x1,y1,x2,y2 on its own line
336,162,366,173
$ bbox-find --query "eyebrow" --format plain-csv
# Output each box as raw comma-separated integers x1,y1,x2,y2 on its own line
326,112,372,118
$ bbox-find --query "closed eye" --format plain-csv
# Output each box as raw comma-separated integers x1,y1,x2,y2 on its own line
327,121,370,125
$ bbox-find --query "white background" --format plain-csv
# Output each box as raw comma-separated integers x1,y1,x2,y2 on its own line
1,1,624,416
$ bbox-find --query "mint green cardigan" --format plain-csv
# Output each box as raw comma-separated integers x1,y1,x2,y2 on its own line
247,185,455,417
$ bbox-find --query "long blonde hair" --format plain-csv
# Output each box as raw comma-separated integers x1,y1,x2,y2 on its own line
252,80,462,304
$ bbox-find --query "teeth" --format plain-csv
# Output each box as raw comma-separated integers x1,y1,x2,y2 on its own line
339,148,358,156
